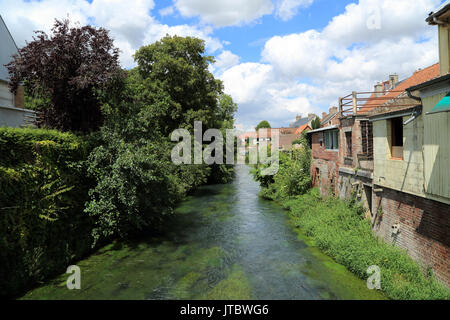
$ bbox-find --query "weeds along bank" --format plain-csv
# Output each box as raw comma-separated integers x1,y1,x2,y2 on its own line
251,142,450,300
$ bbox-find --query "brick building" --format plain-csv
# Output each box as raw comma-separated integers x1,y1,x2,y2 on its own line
307,107,340,196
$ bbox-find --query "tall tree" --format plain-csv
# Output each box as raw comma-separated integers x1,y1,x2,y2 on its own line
7,19,121,132
256,120,271,131
132,35,224,135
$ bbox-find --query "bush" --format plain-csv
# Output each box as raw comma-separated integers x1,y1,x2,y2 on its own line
252,142,311,200
283,189,450,300
0,128,94,298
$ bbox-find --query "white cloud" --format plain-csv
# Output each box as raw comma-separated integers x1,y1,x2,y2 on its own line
0,0,223,68
276,0,314,21
212,50,240,75
159,6,174,17
221,0,441,129
220,63,316,128
174,0,274,27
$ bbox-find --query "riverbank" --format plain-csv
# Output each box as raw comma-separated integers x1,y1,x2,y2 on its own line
20,165,385,300
275,188,450,300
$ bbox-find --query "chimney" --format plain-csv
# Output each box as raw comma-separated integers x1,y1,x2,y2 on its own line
322,112,328,119
389,74,398,89
374,83,383,97
308,113,317,121
329,106,338,114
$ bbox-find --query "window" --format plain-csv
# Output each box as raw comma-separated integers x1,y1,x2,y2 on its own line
360,121,373,159
345,132,352,157
390,117,403,159
324,130,339,150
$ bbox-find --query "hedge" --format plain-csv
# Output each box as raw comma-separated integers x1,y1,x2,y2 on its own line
0,128,95,298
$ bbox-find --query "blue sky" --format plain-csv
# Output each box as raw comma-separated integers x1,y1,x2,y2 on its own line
1,0,445,131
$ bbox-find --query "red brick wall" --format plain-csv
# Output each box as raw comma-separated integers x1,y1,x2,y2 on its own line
311,131,339,196
339,117,373,171
372,186,450,286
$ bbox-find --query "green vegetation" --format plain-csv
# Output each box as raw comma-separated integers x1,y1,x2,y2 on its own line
2,34,237,298
0,127,95,297
252,136,449,300
255,120,271,131
311,117,321,129
283,189,449,300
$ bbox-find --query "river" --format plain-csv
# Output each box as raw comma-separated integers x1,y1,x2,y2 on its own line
21,165,385,300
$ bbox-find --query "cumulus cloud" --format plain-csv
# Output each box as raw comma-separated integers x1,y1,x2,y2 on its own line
174,0,274,27
227,0,440,129
276,0,314,21
0,0,223,68
211,50,240,75
220,63,316,128
159,6,175,17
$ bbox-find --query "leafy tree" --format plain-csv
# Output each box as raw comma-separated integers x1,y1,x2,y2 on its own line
132,35,224,135
7,19,121,132
86,35,237,243
311,117,321,129
256,120,271,131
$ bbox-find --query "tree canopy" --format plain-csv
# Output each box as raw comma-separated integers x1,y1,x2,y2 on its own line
7,19,121,132
256,120,271,131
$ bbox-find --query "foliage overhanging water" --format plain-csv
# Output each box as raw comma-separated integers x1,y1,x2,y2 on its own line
21,165,385,300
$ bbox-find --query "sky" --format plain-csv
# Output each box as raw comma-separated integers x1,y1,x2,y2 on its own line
0,0,445,131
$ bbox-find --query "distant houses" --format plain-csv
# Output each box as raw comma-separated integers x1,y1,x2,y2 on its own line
306,2,450,287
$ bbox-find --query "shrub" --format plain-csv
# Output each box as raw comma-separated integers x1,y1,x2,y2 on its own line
0,128,94,298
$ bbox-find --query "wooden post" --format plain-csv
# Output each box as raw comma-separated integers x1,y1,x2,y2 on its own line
339,97,343,114
352,91,357,115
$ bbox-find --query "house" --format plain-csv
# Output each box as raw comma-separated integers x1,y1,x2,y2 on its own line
307,107,340,196
0,15,36,127
366,2,450,286
289,113,318,128
335,66,440,217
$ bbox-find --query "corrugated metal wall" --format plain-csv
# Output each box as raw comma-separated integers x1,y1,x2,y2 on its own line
423,93,450,199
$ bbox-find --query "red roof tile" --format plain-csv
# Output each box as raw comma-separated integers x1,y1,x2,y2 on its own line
359,63,439,114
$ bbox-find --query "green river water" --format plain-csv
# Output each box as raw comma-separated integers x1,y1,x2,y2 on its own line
21,165,385,300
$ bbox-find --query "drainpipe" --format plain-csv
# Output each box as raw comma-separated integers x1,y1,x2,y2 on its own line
406,88,422,102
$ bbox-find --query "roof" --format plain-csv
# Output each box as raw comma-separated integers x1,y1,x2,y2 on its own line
306,125,339,134
368,105,421,122
295,123,311,135
289,117,309,128
359,64,440,114
239,132,257,139
320,111,338,125
0,15,19,82
406,73,450,91
426,0,450,25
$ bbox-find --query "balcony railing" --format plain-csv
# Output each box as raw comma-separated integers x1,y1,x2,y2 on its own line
338,90,420,117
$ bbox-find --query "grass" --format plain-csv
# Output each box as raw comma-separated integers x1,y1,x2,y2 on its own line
279,188,449,300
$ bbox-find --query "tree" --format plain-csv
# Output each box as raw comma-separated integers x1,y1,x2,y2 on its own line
7,19,121,132
256,120,271,131
311,117,321,129
132,35,224,135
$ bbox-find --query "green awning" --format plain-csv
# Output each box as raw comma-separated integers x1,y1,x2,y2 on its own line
428,92,450,115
